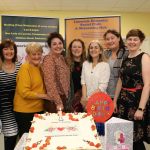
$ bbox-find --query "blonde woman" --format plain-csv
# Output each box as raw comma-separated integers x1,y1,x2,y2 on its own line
14,42,48,138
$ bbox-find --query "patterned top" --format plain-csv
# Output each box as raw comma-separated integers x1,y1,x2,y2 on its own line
104,48,128,98
120,52,144,88
42,52,70,109
117,52,150,143
0,62,21,136
81,61,110,97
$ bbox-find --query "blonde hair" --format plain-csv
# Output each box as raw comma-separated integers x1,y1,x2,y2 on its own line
25,42,43,54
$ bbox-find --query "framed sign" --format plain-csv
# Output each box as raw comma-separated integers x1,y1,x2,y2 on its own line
2,15,59,62
65,16,120,49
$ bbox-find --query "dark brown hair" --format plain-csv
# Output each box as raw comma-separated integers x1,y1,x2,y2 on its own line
126,29,145,42
47,32,64,48
0,39,17,62
103,29,125,50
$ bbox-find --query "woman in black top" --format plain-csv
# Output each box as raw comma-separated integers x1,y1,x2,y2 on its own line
114,29,150,150
67,39,86,112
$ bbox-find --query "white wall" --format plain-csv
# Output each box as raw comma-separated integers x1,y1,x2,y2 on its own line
140,36,150,54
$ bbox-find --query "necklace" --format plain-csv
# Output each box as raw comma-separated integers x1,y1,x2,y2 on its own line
2,63,16,73
128,50,141,58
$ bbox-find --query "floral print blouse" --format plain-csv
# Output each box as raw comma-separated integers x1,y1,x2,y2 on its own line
42,52,70,109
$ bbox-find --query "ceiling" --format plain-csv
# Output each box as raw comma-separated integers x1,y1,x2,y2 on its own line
0,0,150,13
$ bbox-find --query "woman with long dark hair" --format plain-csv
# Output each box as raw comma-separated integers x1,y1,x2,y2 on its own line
67,39,86,112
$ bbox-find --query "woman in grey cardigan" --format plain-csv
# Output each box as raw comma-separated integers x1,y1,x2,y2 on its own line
103,29,128,100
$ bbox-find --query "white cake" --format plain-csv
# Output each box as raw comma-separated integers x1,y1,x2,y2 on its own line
25,112,102,150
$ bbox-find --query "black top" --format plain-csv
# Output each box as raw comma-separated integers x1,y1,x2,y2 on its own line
72,61,82,93
117,52,150,143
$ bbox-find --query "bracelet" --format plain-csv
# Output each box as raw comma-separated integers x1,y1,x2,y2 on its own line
137,107,145,112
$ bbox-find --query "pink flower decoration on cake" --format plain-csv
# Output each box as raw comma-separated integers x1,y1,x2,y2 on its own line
32,143,37,148
29,127,35,133
34,114,45,120
39,136,51,150
57,146,67,150
34,113,39,118
68,114,79,121
91,125,96,131
57,127,65,131
83,140,101,148
25,146,32,150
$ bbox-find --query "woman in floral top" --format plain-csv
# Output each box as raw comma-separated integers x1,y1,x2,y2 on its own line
42,32,70,112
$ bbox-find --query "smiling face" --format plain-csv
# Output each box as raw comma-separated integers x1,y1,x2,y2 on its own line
50,38,64,54
105,33,120,51
71,41,83,59
89,42,102,60
126,36,142,52
26,42,43,66
28,51,43,66
2,46,15,62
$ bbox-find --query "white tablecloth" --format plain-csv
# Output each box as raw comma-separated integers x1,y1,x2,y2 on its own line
14,133,28,150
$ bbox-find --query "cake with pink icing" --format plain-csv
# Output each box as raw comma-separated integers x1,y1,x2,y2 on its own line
25,112,102,150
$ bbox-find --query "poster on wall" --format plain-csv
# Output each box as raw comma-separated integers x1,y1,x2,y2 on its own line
2,15,59,62
65,16,120,49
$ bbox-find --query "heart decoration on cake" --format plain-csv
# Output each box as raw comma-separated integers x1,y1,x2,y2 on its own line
57,127,65,131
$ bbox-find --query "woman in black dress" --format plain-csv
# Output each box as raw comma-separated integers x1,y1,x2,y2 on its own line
67,39,86,112
114,29,150,150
